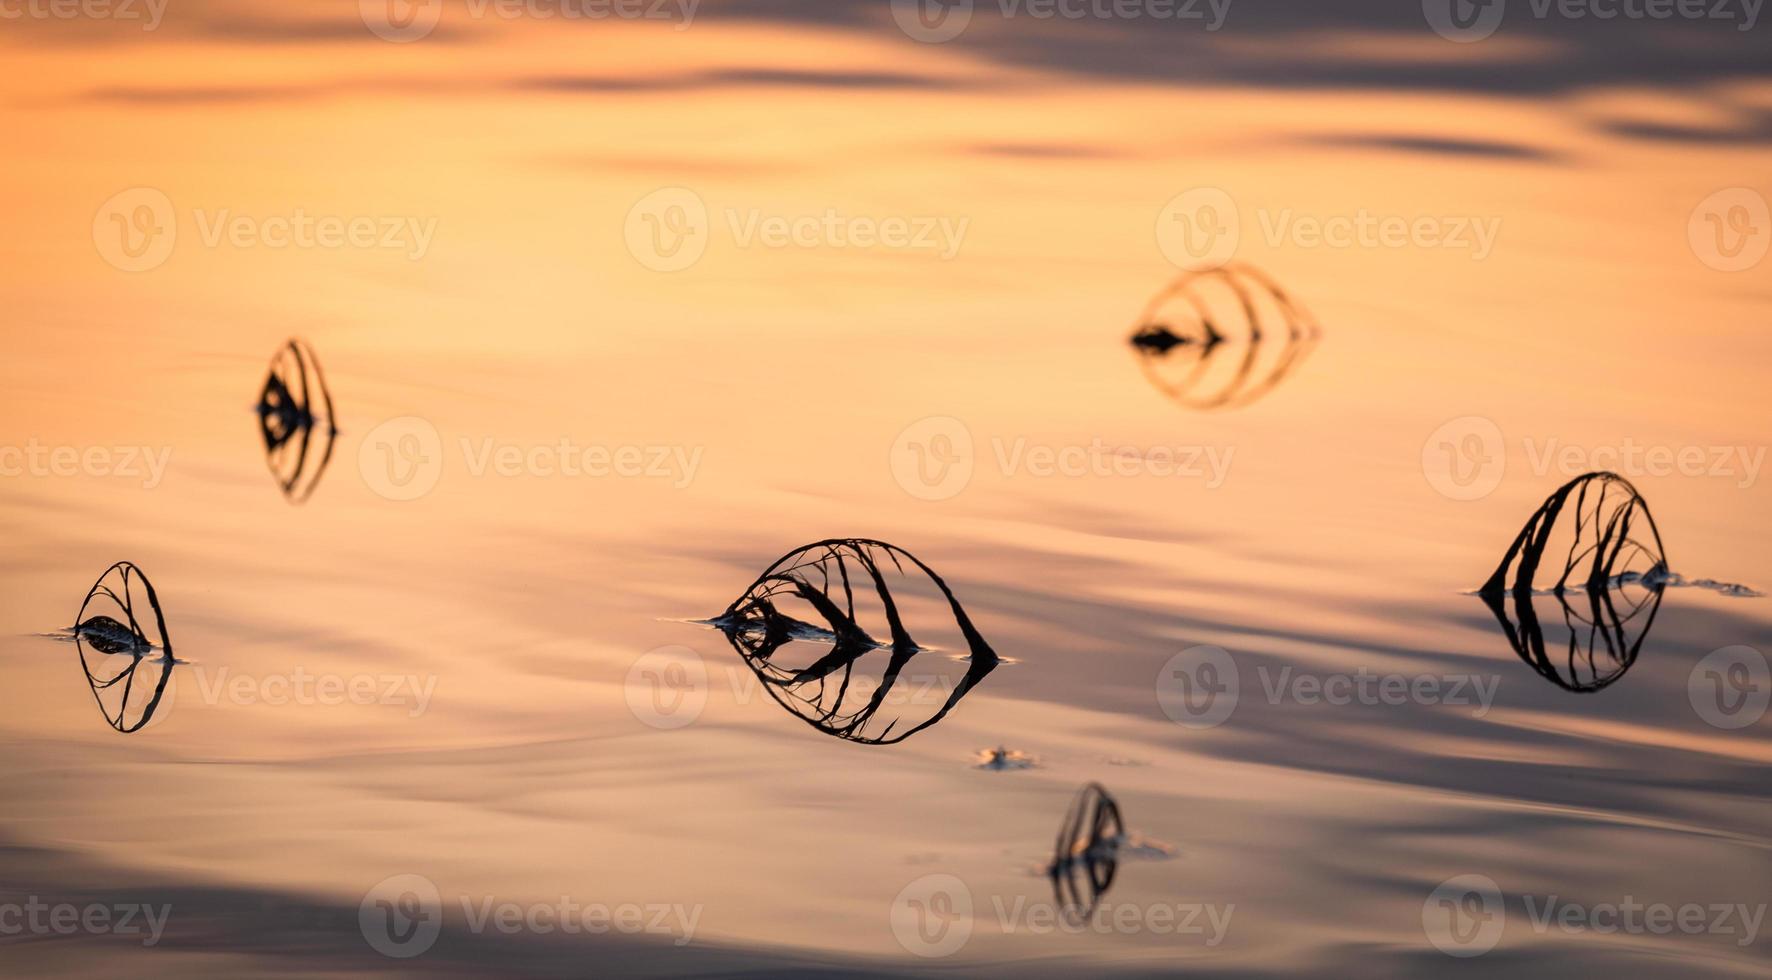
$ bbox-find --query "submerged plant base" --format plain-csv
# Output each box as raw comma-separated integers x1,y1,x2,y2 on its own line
974,746,1038,771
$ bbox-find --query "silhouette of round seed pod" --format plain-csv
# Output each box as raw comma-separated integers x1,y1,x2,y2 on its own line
1129,262,1320,410
74,561,174,733
1048,783,1123,922
257,337,338,504
1481,471,1667,598
1478,472,1669,693
711,539,998,744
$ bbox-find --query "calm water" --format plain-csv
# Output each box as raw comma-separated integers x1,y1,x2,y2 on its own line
2,4,1770,976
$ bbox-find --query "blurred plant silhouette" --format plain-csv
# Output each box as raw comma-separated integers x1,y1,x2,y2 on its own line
256,338,337,504
1129,262,1320,410
1048,783,1123,922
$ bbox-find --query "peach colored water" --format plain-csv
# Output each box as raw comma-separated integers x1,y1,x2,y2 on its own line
1,4,1769,976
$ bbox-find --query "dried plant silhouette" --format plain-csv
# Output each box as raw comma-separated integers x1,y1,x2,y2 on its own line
1479,472,1667,598
1129,262,1320,410
1048,783,1123,922
707,539,999,744
1478,472,1668,692
256,338,337,504
73,562,175,733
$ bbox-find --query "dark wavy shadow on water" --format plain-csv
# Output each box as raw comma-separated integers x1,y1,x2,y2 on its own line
1129,264,1319,411
703,539,998,743
0,836,919,979
708,0,1772,103
71,561,177,734
256,338,337,505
